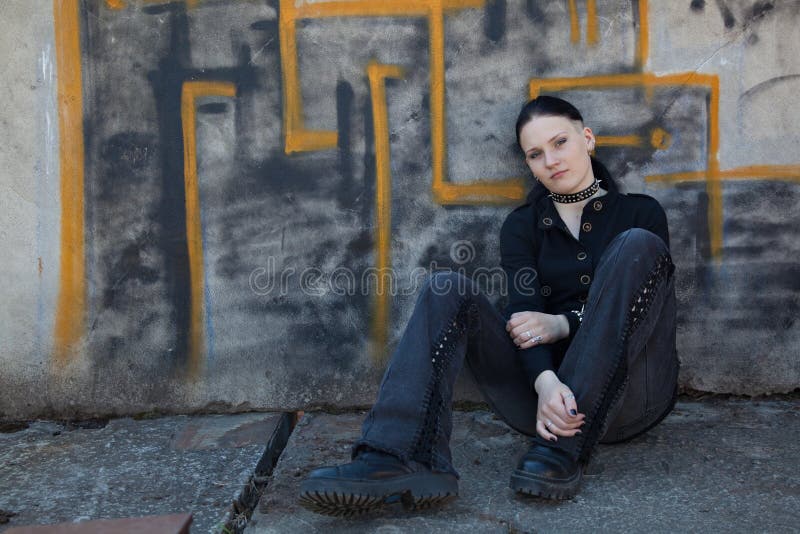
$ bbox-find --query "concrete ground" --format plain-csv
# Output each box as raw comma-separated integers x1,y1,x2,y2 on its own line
0,412,283,533
249,399,800,533
1,399,797,533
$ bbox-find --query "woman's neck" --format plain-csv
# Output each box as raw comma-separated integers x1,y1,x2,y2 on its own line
553,187,606,213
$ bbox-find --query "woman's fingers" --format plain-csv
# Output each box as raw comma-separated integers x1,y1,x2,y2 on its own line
536,419,558,442
540,407,570,430
562,390,580,419
537,415,582,439
506,313,531,332
514,332,547,349
510,323,548,346
512,331,528,346
508,319,541,339
511,325,532,340
541,407,585,433
543,417,584,437
537,382,585,440
541,410,573,432
515,333,544,347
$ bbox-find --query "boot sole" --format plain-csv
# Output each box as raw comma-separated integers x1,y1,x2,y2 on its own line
299,473,458,517
509,465,583,500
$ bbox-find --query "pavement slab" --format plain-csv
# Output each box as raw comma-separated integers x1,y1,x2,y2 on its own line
0,412,282,533
248,399,800,533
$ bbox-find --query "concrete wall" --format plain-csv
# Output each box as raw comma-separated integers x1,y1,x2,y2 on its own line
2,0,799,419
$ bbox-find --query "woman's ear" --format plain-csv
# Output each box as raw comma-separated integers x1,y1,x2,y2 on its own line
583,126,595,151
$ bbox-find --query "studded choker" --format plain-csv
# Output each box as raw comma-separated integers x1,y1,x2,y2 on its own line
548,178,600,204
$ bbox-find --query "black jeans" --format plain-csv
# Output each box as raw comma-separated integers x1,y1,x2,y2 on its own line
353,228,679,477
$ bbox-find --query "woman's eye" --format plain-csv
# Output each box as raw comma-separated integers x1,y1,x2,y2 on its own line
556,138,567,146
529,152,540,159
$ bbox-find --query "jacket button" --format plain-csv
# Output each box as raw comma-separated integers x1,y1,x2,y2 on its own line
580,274,591,285
582,222,592,232
543,217,553,226
577,251,588,261
593,200,603,211
541,285,551,296
579,294,588,303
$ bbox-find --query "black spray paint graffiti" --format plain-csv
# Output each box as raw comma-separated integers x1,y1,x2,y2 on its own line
689,0,777,31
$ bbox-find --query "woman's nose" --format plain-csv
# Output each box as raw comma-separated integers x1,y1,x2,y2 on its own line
544,150,557,167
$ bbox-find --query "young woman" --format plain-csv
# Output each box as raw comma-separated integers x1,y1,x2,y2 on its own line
298,96,679,516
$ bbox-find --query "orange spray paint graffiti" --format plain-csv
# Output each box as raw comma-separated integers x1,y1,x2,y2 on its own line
52,0,86,365
366,60,405,362
181,81,237,379
52,0,800,373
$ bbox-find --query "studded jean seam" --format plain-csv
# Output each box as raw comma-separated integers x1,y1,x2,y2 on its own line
409,297,479,472
573,253,675,464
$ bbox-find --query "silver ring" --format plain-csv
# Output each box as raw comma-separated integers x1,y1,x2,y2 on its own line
532,335,543,343
525,330,532,340
545,419,552,429
564,393,575,399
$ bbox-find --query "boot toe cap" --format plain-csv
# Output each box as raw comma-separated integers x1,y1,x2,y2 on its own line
305,465,341,480
516,444,579,479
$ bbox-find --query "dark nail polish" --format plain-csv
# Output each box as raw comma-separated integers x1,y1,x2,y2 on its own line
570,409,577,416
549,437,556,442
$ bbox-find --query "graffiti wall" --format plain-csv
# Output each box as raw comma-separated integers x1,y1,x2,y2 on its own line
1,0,799,418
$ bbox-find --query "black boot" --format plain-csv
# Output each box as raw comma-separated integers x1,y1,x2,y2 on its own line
299,451,459,517
510,443,584,500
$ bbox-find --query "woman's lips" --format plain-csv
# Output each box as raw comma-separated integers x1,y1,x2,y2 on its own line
551,170,567,179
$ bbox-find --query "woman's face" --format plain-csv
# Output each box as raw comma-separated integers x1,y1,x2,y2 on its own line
518,115,596,196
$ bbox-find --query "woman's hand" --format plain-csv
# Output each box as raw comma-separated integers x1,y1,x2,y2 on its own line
505,312,569,348
533,371,585,442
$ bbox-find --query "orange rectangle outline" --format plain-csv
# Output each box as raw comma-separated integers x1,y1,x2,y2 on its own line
529,71,720,173
280,0,484,155
530,71,724,258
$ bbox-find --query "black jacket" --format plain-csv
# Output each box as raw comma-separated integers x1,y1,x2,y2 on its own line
499,159,670,387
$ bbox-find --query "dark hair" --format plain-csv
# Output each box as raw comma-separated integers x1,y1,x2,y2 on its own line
514,95,618,202
515,95,584,150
